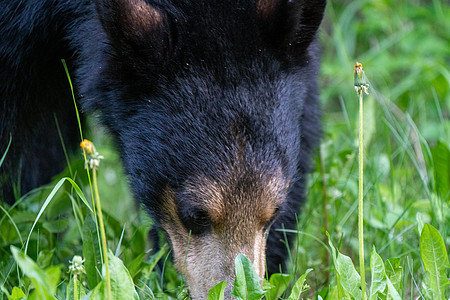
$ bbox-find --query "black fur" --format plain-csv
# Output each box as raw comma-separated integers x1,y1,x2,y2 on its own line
0,0,325,275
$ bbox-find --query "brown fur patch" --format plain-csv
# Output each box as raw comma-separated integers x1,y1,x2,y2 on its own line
159,164,286,298
256,0,277,20
183,166,285,232
128,0,162,28
183,178,226,224
118,0,164,33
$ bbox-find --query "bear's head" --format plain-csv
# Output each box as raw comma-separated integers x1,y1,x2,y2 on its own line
84,0,325,297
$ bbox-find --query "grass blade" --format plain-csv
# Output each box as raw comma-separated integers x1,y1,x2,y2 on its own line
24,177,93,254
0,134,12,168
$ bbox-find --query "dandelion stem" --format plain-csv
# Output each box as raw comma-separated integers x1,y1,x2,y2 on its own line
93,168,111,300
358,89,367,300
354,62,368,299
74,275,78,300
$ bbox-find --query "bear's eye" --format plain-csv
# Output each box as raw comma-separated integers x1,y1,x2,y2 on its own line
181,208,212,235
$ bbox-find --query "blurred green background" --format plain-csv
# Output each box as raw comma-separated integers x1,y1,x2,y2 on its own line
1,0,448,298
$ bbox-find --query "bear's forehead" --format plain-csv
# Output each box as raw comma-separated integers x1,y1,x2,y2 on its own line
154,1,287,73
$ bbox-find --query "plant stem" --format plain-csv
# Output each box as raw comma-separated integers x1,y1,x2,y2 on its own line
358,91,367,300
63,60,103,265
93,168,111,300
74,275,78,300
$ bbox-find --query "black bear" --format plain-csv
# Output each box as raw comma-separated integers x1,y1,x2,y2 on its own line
0,0,325,297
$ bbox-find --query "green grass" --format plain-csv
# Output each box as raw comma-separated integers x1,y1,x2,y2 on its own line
1,0,449,299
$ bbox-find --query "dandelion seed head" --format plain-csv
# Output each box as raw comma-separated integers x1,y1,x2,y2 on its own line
354,62,369,96
80,139,95,155
80,139,104,169
68,255,86,275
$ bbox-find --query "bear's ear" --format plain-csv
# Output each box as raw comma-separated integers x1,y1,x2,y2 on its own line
95,0,173,63
256,0,326,54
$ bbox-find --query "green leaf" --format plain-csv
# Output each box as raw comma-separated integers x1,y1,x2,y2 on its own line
140,244,169,280
230,254,265,300
327,233,347,299
264,273,291,300
81,281,105,300
419,223,450,299
327,285,340,300
384,258,402,294
336,252,363,300
82,215,101,289
10,287,26,300
12,211,38,224
44,266,61,295
431,141,450,199
287,269,312,300
327,234,362,300
107,250,140,300
421,271,434,300
127,252,146,280
37,249,55,269
10,246,57,300
369,246,386,300
42,219,68,233
207,281,228,300
385,276,401,300
83,250,139,300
